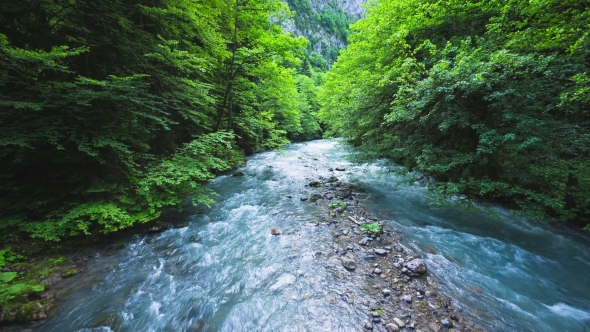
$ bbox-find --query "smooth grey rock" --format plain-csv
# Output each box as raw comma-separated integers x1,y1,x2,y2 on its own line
373,268,382,275
402,295,412,303
385,323,400,332
401,267,408,273
342,229,349,235
374,249,388,255
382,289,392,297
359,238,369,245
393,317,406,328
364,321,373,330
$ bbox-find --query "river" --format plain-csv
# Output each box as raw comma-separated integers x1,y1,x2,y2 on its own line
36,140,590,332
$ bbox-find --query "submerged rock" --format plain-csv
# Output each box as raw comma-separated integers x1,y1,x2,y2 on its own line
385,323,400,332
309,181,321,187
271,229,281,236
374,249,388,255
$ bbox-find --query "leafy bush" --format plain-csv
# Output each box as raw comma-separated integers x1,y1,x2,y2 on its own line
360,222,381,233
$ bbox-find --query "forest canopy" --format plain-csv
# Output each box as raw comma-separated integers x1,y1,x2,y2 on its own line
319,0,590,228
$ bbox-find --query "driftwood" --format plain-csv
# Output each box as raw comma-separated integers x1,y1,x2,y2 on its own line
347,216,362,225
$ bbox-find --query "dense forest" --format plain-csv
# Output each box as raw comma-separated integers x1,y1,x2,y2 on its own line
320,0,590,229
2,0,589,242
0,0,326,242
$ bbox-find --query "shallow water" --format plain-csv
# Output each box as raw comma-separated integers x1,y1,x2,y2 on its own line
37,140,590,332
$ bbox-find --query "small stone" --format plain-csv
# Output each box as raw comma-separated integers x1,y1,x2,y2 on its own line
342,229,349,235
429,322,441,332
385,323,400,332
364,321,373,330
364,255,376,260
374,249,388,255
393,263,401,268
441,317,453,328
382,289,391,297
271,229,281,235
401,267,408,273
393,317,406,328
335,167,346,171
342,259,357,270
309,181,321,187
346,245,354,251
425,290,436,297
300,197,308,201
359,238,369,245
296,270,304,276
371,311,381,317
373,268,382,275
402,295,412,303
232,171,245,176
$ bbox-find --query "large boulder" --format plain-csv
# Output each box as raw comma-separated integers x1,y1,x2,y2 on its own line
406,259,427,274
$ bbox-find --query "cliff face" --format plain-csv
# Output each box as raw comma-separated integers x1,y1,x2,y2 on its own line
283,0,366,68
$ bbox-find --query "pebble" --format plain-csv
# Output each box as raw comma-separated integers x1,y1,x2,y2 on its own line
370,311,381,317
385,323,400,332
402,295,412,303
401,267,408,273
393,317,406,328
382,289,391,297
342,259,356,270
441,317,453,328
342,229,349,235
429,322,441,332
271,229,281,235
373,268,382,275
346,245,354,251
359,238,369,245
364,255,376,260
374,249,388,255
393,263,401,268
363,322,373,330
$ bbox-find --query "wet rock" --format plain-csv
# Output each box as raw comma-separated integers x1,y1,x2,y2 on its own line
364,321,373,330
385,323,400,332
61,268,81,279
308,181,321,187
300,197,308,201
429,322,441,332
373,268,382,275
382,289,391,297
401,267,408,273
328,176,339,183
370,311,381,317
271,229,281,236
337,189,352,199
346,245,354,251
393,263,401,269
359,237,370,245
147,221,170,233
342,229,349,235
342,259,357,271
441,317,453,328
425,290,436,297
393,317,406,328
402,295,412,303
364,255,376,260
374,249,388,256
406,259,427,274
232,171,245,176
335,167,346,171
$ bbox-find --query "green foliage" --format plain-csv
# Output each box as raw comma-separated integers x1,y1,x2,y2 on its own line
0,248,43,306
329,200,347,209
0,0,315,242
47,257,65,267
320,0,590,228
360,222,381,233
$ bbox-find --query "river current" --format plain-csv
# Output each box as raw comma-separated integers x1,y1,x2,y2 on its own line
37,140,590,332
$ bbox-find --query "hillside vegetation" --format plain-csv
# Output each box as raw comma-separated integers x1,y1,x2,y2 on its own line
320,0,590,228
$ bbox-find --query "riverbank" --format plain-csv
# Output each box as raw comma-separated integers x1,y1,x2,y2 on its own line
289,171,485,332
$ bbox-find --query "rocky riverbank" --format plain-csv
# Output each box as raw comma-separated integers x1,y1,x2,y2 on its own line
292,169,486,332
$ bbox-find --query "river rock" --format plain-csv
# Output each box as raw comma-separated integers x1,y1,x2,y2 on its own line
342,229,349,235
308,181,320,187
441,317,453,328
429,322,441,332
335,167,345,171
364,321,373,330
342,259,356,270
402,295,412,303
374,249,388,256
382,289,391,297
393,317,406,328
385,323,400,332
373,268,382,275
271,229,281,235
300,197,308,201
406,259,427,274
337,189,351,199
147,221,170,233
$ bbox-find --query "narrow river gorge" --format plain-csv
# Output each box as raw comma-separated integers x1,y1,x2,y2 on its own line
36,140,590,332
